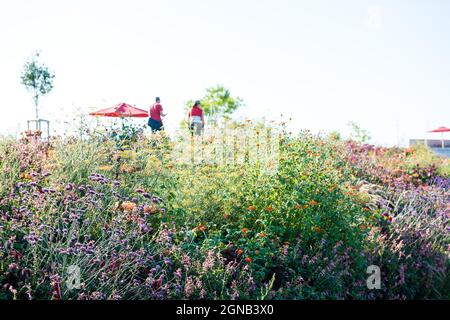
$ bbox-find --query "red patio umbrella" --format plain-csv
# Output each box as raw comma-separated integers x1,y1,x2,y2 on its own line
89,102,148,118
428,126,450,148
428,126,450,133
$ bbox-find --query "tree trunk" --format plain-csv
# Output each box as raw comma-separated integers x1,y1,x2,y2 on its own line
34,95,39,120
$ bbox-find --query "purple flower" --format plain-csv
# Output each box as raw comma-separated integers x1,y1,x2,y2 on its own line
174,268,182,280
163,258,173,266
8,263,18,271
152,196,163,204
142,192,152,199
24,232,42,246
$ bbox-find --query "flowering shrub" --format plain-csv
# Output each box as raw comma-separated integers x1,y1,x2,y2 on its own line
0,123,448,300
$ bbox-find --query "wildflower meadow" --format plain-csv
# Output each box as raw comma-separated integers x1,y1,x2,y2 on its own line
0,121,449,300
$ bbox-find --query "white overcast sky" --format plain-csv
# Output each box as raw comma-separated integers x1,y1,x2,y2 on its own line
1,0,449,146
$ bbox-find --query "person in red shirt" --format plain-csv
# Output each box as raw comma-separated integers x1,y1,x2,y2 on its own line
187,100,204,136
148,97,166,133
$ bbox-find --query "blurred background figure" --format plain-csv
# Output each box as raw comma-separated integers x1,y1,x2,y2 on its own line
187,100,204,136
148,97,166,133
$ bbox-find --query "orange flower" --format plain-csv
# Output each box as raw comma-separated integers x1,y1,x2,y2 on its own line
144,205,157,214
245,257,252,263
195,224,207,232
303,204,309,209
121,201,136,212
314,227,323,234
248,206,256,211
259,232,267,238
309,200,318,206
20,173,31,180
120,164,137,173
236,249,244,255
283,241,289,246
265,206,273,212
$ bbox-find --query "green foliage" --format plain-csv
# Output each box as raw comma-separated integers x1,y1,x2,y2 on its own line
348,121,371,144
0,137,20,196
328,130,342,141
20,51,55,119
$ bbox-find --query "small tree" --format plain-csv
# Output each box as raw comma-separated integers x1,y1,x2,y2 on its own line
20,51,55,120
186,85,243,121
348,121,371,144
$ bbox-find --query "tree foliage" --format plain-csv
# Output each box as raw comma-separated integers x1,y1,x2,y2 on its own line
348,121,371,144
20,51,55,120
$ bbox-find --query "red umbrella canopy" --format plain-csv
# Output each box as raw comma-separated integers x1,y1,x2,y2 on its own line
89,103,148,118
428,126,450,133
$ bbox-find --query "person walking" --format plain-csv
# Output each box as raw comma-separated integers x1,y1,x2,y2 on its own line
187,100,204,136
148,97,166,133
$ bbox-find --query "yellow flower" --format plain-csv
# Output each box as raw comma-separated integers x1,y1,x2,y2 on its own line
98,165,113,171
